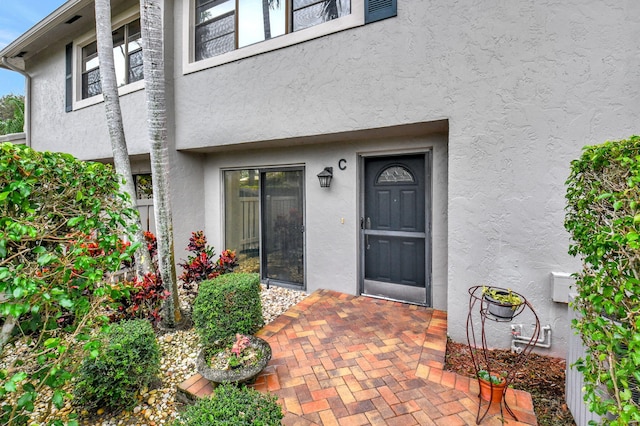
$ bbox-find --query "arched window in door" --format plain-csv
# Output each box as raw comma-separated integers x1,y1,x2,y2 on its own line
376,165,415,184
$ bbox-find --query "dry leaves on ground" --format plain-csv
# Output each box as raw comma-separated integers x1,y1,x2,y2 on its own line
444,340,576,426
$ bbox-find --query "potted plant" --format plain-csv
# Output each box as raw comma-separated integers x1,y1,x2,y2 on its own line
196,333,271,384
192,273,270,384
482,286,524,320
477,370,507,403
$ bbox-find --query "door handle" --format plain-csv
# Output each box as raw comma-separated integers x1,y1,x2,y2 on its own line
365,217,371,250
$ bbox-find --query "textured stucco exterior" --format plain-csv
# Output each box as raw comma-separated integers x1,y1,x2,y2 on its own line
203,134,449,307
3,0,639,357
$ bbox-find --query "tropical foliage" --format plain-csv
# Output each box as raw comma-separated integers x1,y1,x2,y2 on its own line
565,135,640,424
0,95,24,135
178,231,238,293
0,142,140,425
108,231,169,325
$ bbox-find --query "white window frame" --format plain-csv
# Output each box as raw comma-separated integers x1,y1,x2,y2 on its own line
72,6,145,111
183,0,364,75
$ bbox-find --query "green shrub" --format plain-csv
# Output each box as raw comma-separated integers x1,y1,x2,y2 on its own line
172,384,283,425
565,135,640,424
0,142,140,423
193,273,263,347
74,319,160,411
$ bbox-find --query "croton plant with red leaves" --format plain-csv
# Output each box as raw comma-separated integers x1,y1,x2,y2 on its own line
178,231,238,294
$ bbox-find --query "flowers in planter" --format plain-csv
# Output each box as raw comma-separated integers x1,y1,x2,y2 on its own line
208,334,262,371
193,273,270,383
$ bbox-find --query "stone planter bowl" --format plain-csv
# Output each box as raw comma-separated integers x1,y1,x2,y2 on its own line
196,335,271,384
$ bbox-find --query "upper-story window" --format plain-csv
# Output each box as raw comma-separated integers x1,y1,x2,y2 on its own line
195,0,350,61
81,18,143,99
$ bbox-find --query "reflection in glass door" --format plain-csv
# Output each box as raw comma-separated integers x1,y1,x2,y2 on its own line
224,168,304,287
262,170,304,286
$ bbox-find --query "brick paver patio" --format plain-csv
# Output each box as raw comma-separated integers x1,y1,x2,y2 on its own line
179,289,537,425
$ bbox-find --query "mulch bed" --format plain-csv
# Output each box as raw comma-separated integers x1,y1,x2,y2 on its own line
444,340,576,426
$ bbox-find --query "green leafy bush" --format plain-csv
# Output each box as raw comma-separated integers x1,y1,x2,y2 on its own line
172,383,283,425
565,135,640,424
0,142,140,424
193,273,263,347
74,319,160,411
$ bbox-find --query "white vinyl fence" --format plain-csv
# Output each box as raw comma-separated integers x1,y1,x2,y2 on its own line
136,198,156,235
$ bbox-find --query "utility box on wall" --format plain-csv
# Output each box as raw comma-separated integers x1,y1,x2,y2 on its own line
550,272,575,304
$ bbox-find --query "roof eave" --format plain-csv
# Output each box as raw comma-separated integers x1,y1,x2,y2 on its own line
0,0,92,67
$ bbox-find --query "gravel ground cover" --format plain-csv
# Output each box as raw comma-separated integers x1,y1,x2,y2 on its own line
8,284,307,426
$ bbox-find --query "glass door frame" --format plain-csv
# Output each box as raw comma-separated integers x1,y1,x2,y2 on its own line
260,166,306,289
222,165,306,290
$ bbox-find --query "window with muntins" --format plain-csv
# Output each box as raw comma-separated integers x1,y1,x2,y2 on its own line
81,18,143,99
195,0,350,61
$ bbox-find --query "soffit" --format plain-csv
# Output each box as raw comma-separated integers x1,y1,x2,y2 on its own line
183,121,450,154
0,0,130,68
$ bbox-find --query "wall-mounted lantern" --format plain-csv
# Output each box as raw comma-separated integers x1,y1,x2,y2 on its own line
317,167,333,188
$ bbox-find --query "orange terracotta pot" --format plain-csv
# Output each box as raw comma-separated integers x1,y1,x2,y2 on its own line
478,376,506,402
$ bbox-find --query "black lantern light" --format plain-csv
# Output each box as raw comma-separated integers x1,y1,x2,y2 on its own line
317,167,333,188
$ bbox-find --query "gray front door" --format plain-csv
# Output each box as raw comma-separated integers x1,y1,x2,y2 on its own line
362,154,430,305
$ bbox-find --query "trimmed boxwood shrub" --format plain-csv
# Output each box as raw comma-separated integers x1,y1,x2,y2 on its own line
172,384,283,425
73,319,160,411
192,273,264,347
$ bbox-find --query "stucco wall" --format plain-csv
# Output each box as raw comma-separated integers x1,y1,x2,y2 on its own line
172,0,639,357
25,2,150,160
203,133,449,308
13,0,639,358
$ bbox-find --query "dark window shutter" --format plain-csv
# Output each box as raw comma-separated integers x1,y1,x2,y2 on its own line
65,43,72,112
365,0,397,24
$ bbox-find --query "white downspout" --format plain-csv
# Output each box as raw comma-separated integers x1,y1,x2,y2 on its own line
1,57,31,147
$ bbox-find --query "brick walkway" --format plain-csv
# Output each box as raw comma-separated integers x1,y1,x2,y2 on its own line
179,289,537,425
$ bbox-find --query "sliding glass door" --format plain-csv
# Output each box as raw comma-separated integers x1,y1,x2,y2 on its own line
224,168,304,287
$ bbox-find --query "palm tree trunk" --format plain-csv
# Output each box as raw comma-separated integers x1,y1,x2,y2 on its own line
139,0,181,327
94,0,151,276
323,0,339,21
262,0,271,40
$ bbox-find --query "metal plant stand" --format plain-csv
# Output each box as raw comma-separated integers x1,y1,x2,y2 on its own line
466,286,540,424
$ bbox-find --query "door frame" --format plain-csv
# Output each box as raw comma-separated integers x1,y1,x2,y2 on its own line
259,166,306,289
358,150,433,306
221,165,306,291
